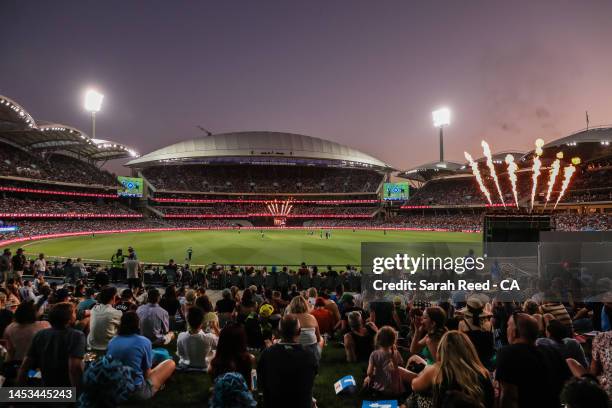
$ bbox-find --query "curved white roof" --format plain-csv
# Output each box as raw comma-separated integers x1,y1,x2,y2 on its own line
126,131,391,169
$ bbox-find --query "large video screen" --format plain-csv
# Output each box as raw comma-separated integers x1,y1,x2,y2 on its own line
383,182,409,201
118,176,144,197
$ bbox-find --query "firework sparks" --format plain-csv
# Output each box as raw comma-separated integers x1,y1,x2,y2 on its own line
481,141,505,207
464,151,492,205
266,199,294,216
530,138,545,211
544,151,563,208
504,154,519,208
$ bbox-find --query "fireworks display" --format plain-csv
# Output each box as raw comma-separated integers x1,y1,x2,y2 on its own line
544,151,562,208
481,141,505,207
266,199,294,217
504,154,519,208
464,151,492,205
465,137,580,211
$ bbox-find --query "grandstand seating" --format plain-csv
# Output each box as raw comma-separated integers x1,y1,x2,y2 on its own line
142,165,383,193
0,142,117,186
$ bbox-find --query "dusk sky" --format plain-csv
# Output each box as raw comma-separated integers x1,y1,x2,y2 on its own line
1,1,612,174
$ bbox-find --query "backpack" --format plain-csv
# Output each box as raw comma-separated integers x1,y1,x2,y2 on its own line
78,355,139,408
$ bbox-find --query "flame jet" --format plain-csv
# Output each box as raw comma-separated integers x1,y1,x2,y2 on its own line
481,141,505,207
530,139,545,211
504,154,519,208
544,152,563,208
554,158,580,209
464,151,492,205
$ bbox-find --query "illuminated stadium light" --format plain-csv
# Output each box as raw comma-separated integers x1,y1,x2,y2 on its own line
433,107,451,162
84,89,104,112
432,108,451,127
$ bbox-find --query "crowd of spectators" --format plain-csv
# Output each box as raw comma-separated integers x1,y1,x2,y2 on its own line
310,214,482,231
0,143,116,186
555,213,611,231
155,204,377,216
0,254,609,407
143,165,383,193
0,219,243,241
408,162,612,206
0,197,137,216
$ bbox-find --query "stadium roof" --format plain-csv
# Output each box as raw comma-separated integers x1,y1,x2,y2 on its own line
543,126,612,149
397,160,466,182
126,131,393,170
0,94,138,161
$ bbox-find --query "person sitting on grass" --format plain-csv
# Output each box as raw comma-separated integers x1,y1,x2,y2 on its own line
177,306,217,370
18,302,85,387
257,315,319,408
286,295,324,363
409,331,494,408
364,325,416,397
410,306,447,363
106,311,176,401
536,318,588,368
344,310,377,363
209,323,256,390
87,286,122,351
137,288,174,346
310,297,335,336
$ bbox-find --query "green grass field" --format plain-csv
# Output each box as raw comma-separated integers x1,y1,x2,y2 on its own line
16,229,481,266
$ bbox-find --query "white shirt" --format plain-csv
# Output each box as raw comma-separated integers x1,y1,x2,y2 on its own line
87,304,122,350
33,258,46,273
176,329,218,369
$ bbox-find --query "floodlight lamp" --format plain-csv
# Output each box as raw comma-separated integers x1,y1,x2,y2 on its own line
432,108,451,127
84,89,104,112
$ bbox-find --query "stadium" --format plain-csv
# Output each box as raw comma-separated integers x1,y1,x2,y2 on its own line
1,92,611,407
1,94,609,265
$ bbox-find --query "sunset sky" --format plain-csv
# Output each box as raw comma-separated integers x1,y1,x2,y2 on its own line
1,1,611,174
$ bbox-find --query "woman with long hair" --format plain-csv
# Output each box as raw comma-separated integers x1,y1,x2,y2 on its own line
411,330,494,408
209,323,256,389
285,295,324,363
410,306,447,363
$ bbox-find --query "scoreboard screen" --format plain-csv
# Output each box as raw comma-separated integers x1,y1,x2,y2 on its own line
118,176,144,197
383,182,409,201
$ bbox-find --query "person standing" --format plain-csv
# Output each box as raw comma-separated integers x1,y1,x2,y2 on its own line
125,253,141,290
33,253,47,277
0,248,12,283
186,247,193,262
110,249,125,283
11,248,26,280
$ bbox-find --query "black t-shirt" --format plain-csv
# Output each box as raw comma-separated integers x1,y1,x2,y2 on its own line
28,327,86,387
216,298,236,313
257,342,318,408
0,309,14,337
11,254,26,271
496,343,571,408
369,300,395,328
115,300,136,313
159,297,181,317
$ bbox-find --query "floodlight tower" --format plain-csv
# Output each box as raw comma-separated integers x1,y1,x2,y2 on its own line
432,107,451,162
84,89,104,139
